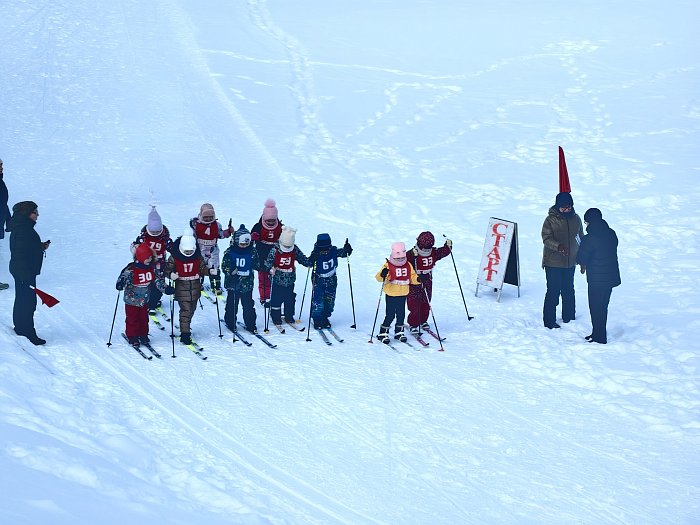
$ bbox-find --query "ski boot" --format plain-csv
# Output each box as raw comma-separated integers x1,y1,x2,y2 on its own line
394,327,407,343
377,325,390,344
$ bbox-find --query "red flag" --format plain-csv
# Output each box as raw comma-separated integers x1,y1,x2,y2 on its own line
32,286,60,307
558,146,571,193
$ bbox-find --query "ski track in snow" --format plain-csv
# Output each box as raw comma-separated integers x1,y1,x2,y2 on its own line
1,0,699,523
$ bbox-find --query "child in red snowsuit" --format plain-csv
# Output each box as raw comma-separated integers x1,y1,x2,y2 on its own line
406,231,452,333
116,243,173,347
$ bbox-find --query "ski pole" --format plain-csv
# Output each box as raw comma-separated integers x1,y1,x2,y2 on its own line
213,279,223,338
231,285,238,344
305,263,316,340
422,284,444,351
369,269,387,343
442,234,474,321
298,266,311,324
106,291,121,346
346,238,357,329
264,270,272,333
170,281,176,358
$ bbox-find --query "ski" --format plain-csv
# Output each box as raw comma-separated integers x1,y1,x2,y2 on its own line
200,288,217,305
423,327,445,342
154,306,171,322
406,327,430,347
141,340,162,359
325,327,344,343
272,323,286,334
232,329,253,347
285,321,305,332
182,340,207,360
397,337,415,349
148,312,166,330
374,335,402,353
239,323,277,348
121,333,153,360
316,329,333,345
202,285,225,304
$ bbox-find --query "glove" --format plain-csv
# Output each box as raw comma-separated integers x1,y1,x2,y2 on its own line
251,231,260,242
418,273,428,283
580,265,586,274
557,244,569,256
445,239,452,249
308,250,318,264
344,241,353,256
209,267,218,275
170,272,179,280
115,280,125,291
164,285,175,295
380,267,389,279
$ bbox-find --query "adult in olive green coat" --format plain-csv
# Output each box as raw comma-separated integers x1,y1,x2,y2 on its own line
541,192,584,329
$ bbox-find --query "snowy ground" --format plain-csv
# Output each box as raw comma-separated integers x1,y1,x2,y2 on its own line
1,1,699,524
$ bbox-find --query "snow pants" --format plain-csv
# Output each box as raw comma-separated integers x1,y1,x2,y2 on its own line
125,304,149,338
543,266,576,327
407,279,433,327
270,284,296,325
587,284,613,344
382,295,407,334
224,289,257,331
311,275,337,325
177,299,197,334
257,270,272,303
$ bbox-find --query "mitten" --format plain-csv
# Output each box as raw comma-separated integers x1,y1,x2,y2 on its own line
164,285,175,295
444,239,453,249
251,231,260,242
170,272,179,280
344,241,353,255
380,267,389,279
115,279,125,291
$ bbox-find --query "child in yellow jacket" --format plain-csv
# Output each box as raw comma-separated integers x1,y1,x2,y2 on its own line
375,242,419,343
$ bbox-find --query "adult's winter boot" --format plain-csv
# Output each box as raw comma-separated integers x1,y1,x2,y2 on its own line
377,325,390,344
180,332,192,345
27,334,46,346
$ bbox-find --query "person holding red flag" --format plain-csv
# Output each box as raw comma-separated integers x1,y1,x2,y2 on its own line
7,200,50,345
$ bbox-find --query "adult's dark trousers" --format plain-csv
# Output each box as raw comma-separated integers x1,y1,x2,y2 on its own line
588,285,613,344
543,266,576,327
224,289,257,330
382,295,407,334
13,277,37,336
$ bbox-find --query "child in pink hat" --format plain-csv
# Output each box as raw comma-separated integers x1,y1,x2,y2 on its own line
374,242,419,343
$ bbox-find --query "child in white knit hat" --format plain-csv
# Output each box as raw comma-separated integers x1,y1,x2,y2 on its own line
263,225,312,328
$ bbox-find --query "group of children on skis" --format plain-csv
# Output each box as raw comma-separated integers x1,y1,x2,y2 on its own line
116,198,451,349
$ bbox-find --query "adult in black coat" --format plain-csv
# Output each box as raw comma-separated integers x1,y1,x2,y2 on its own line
7,200,50,345
0,159,11,290
576,208,621,344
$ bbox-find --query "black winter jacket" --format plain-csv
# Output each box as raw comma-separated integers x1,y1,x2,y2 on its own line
7,212,44,280
0,176,10,240
576,219,621,288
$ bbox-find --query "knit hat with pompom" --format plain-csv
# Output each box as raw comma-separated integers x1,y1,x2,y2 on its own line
147,206,163,235
262,198,278,221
